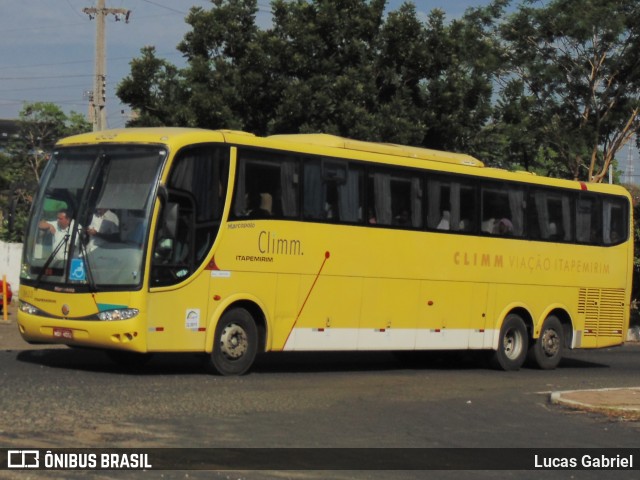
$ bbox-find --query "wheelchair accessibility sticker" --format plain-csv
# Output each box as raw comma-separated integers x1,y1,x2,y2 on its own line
70,258,86,281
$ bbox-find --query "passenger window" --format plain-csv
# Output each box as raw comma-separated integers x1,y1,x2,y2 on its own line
576,196,600,244
367,168,422,228
603,197,628,245
232,150,299,219
151,145,229,286
426,177,476,232
481,183,525,237
530,189,575,242
303,159,363,223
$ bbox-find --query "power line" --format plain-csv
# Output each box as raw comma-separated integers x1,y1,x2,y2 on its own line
0,84,90,94
0,20,88,35
0,74,93,81
65,0,87,19
0,51,183,72
139,0,188,15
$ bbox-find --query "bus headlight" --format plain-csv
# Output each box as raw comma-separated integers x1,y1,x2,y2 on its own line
98,308,140,321
19,301,41,315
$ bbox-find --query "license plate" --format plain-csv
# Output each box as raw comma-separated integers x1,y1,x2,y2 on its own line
53,327,74,340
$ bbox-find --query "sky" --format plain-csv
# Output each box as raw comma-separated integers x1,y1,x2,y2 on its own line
0,0,487,128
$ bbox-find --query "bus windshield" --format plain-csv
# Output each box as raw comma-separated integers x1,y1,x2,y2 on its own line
21,145,167,289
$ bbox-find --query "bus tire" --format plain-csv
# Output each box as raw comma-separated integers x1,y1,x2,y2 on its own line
207,307,258,376
490,314,528,371
527,315,564,370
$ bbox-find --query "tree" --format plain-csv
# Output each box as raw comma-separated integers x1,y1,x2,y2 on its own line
117,0,499,151
117,46,188,127
116,0,639,181
0,102,90,241
176,0,264,131
267,0,388,138
418,3,505,155
498,0,640,182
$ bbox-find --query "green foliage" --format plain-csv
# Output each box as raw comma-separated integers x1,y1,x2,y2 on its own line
116,0,500,151
115,0,639,183
117,47,188,127
0,102,91,242
497,0,640,181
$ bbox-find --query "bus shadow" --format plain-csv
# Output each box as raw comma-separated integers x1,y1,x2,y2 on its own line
14,348,608,375
15,348,206,376
253,350,492,373
555,355,609,369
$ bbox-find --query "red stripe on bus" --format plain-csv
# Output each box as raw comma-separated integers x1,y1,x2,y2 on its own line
205,256,220,270
281,251,331,349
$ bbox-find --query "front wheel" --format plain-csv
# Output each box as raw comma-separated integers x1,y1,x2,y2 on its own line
490,314,528,371
206,308,258,376
527,316,564,370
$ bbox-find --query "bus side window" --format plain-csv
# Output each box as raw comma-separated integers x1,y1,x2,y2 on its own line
530,189,574,242
152,145,229,286
367,168,421,228
576,195,601,244
391,175,422,228
427,177,476,233
481,183,525,237
603,197,628,245
303,159,363,223
232,151,299,220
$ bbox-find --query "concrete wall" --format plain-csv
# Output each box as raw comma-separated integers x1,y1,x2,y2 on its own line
0,241,22,296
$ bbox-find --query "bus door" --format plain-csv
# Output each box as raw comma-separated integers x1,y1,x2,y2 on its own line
147,193,211,351
146,145,230,352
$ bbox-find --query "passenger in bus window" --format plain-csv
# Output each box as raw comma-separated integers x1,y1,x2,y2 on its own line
458,218,472,232
436,211,450,230
38,209,75,260
493,218,513,236
124,211,147,246
610,230,620,244
86,208,120,252
482,218,495,233
248,192,272,218
394,209,410,227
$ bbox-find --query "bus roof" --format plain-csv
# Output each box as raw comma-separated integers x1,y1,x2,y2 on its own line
269,133,484,167
54,127,629,198
57,128,482,167
55,127,249,147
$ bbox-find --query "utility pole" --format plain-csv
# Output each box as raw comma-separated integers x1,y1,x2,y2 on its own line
84,0,130,131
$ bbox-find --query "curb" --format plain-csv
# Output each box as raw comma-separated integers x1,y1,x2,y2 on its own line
550,387,640,414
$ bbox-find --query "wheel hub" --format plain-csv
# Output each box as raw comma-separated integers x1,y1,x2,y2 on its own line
220,323,248,360
504,329,523,360
541,329,560,357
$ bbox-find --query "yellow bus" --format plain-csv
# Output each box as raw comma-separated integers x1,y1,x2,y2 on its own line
18,128,633,374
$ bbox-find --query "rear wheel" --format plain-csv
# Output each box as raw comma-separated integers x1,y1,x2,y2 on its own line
490,314,528,371
527,316,564,370
206,308,258,376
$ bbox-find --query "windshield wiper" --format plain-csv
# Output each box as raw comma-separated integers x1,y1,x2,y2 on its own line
34,232,70,289
78,230,97,292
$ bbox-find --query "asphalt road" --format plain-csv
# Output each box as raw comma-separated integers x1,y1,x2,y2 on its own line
1,342,640,480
